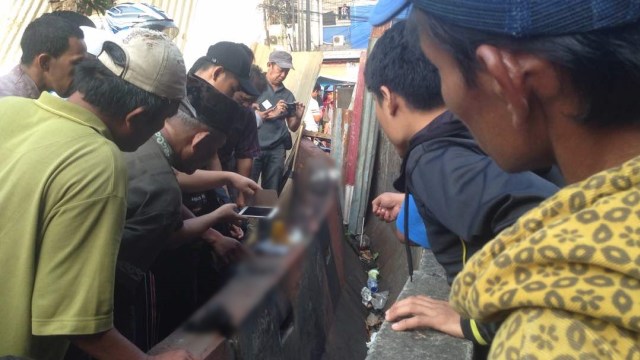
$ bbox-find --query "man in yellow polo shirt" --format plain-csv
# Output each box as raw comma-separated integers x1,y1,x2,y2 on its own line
0,29,194,360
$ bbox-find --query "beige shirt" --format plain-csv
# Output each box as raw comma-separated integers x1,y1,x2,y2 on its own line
0,64,40,99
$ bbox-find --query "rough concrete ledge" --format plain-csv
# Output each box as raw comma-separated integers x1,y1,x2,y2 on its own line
366,250,474,360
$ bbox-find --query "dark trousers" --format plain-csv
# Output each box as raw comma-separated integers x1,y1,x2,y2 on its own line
251,146,285,191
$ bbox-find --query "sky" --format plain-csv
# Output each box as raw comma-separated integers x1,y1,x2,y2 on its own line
182,0,265,68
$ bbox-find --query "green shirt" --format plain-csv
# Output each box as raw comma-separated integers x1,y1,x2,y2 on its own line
0,93,127,359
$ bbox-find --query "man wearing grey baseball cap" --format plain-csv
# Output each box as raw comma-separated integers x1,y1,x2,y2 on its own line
253,50,305,191
0,29,194,360
372,1,640,358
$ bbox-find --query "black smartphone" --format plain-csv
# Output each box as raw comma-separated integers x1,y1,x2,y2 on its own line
285,102,296,116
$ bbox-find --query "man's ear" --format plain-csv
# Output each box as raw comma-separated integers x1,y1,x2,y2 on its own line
123,106,148,131
476,45,530,128
379,85,400,117
191,131,210,148
36,54,52,71
212,66,224,81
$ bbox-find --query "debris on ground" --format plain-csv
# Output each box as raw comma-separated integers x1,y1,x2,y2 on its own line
349,226,390,347
371,291,389,310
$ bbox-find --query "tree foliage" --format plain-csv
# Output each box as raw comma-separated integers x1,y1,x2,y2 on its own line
50,0,115,16
259,0,298,26
77,0,115,15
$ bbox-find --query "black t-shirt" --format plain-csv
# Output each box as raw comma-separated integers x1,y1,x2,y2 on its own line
118,137,183,292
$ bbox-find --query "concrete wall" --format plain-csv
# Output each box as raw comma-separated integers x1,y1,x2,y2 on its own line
366,252,474,360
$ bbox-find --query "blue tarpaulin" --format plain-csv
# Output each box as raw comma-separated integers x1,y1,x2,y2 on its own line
323,5,409,49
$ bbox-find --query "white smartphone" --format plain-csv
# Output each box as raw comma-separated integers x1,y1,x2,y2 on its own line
238,206,278,219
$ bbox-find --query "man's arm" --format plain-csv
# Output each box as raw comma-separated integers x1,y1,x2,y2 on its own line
385,295,464,338
168,204,244,247
408,142,560,244
176,169,260,196
384,295,498,345
235,158,254,207
71,328,195,360
460,318,499,346
372,192,405,222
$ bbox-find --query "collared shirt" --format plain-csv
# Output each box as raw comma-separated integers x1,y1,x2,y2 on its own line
217,106,260,167
0,64,40,99
257,84,296,149
117,135,183,294
0,92,127,359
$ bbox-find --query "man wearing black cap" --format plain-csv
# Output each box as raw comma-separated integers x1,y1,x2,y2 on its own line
252,50,305,191
371,0,640,358
185,42,262,207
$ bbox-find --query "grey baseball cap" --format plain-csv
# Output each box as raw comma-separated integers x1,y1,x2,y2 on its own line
98,28,187,100
268,50,294,70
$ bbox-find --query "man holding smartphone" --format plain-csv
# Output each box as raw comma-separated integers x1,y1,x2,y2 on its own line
252,50,305,191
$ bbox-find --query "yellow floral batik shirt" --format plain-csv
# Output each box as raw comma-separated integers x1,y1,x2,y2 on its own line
451,156,640,359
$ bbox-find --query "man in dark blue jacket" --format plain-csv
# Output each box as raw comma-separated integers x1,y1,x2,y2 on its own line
367,21,563,351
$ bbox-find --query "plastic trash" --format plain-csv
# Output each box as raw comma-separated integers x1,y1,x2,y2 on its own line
366,330,378,348
367,269,380,293
367,278,378,293
361,287,372,306
371,291,389,310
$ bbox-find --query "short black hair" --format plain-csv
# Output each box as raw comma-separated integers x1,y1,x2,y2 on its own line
250,64,268,94
20,15,84,65
47,10,95,29
414,9,640,127
188,56,214,75
73,45,168,120
313,83,321,92
365,21,443,111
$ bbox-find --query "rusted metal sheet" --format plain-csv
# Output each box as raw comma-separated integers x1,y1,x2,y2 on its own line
344,50,367,186
347,23,390,234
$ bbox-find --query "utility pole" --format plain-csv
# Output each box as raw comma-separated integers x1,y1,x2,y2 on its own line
262,3,270,46
297,0,304,52
305,0,311,50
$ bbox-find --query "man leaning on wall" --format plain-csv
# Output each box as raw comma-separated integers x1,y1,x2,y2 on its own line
0,29,196,360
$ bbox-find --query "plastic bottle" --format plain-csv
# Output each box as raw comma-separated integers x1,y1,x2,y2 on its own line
367,269,379,293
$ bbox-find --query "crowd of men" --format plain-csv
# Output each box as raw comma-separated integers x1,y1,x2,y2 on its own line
0,10,303,360
368,0,640,359
2,0,640,359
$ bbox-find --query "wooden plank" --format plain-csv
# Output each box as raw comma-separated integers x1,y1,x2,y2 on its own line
302,130,333,141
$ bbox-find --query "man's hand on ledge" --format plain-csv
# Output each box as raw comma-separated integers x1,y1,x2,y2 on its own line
385,295,464,338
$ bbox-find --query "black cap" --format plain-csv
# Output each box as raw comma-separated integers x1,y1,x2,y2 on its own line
206,41,260,97
186,74,241,136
